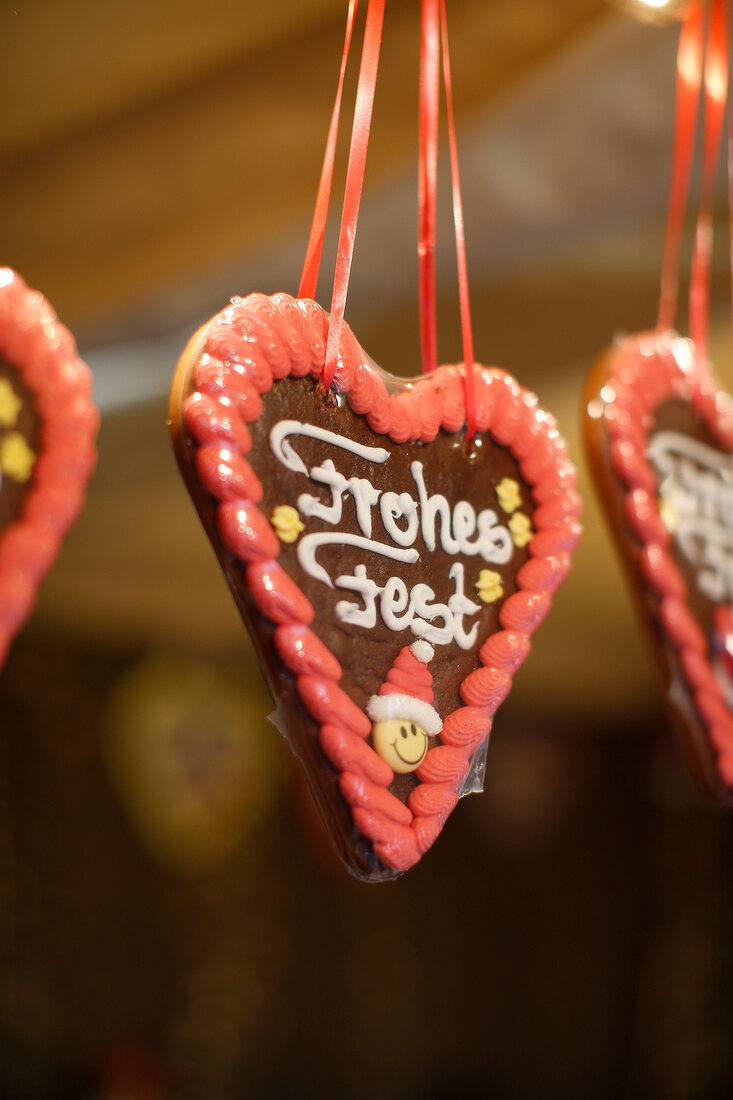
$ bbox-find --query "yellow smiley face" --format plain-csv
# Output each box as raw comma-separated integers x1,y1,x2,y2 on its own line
371,718,429,774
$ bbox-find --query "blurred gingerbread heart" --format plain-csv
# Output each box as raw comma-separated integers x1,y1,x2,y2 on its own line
586,332,733,801
585,0,733,802
0,268,98,666
104,654,282,872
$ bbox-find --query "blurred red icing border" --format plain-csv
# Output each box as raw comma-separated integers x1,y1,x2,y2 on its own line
593,329,733,791
0,267,99,667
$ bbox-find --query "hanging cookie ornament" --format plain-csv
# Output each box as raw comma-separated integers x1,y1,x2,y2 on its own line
170,0,582,881
585,0,733,800
0,268,98,668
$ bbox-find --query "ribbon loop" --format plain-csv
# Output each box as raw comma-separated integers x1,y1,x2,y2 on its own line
657,2,704,333
440,0,476,438
418,0,440,377
302,0,476,426
322,0,385,390
299,1,359,302
418,0,477,435
657,0,729,368
689,0,728,361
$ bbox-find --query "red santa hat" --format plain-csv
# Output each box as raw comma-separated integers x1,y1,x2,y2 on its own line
366,640,442,736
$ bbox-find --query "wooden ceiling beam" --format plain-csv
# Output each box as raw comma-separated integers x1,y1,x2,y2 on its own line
0,0,606,339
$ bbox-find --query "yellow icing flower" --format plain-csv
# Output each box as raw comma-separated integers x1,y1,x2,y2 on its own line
0,431,36,483
0,378,22,428
475,569,504,604
659,495,678,533
271,504,304,543
508,511,533,548
496,476,522,514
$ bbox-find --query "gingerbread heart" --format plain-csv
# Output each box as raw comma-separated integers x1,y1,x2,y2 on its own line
0,269,98,667
585,330,733,802
170,292,581,880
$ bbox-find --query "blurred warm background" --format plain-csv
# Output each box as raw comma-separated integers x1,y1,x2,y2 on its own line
1,1,731,1097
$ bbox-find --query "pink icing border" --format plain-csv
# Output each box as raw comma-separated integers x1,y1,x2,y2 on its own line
596,329,733,790
0,269,99,667
181,291,582,871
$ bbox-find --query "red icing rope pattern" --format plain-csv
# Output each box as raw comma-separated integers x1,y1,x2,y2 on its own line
0,269,98,668
601,330,733,787
183,292,581,871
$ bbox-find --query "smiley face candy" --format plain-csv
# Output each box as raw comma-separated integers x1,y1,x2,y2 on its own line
368,640,441,774
371,719,429,773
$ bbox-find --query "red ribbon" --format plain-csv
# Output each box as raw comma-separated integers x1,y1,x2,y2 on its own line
299,1,359,301
657,2,704,333
322,0,385,390
418,0,476,435
689,0,727,361
302,0,475,426
440,0,476,439
418,0,440,377
658,0,728,364
728,18,733,339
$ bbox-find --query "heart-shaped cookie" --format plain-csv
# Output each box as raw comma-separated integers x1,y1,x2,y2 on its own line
170,292,581,880
0,268,98,667
585,330,733,802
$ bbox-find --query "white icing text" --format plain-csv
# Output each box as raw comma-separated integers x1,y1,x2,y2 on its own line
649,430,733,602
269,420,513,648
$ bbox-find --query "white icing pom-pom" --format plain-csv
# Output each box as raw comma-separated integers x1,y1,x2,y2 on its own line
410,639,434,664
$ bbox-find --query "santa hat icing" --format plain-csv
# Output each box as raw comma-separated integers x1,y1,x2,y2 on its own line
366,640,442,736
